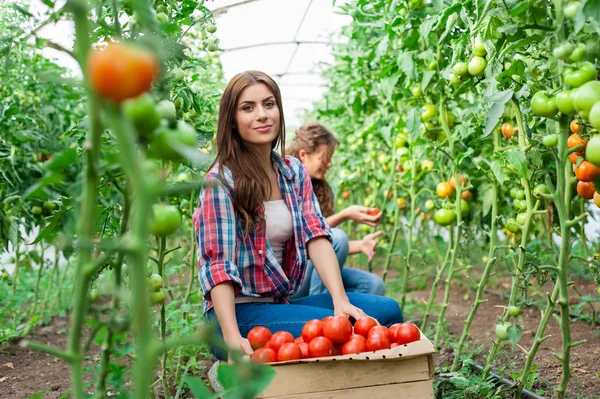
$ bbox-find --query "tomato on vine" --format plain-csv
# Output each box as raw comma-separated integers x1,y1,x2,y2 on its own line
501,122,515,139
574,161,600,182
468,56,486,77
585,135,600,167
531,92,558,118
436,182,453,198
149,204,182,236
577,181,596,199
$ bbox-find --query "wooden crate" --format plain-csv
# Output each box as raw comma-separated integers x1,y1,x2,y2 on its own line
257,333,435,399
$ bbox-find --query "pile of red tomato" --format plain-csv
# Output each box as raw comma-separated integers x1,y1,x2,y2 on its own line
248,316,421,364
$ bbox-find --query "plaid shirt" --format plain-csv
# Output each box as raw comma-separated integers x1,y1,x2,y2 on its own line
193,152,332,314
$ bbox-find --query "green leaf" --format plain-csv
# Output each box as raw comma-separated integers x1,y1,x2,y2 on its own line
484,90,513,137
489,159,506,185
479,182,493,217
184,376,214,398
406,107,420,142
44,148,77,172
507,324,523,342
583,0,600,24
506,150,528,178
421,70,435,92
27,390,47,399
380,74,400,102
397,51,416,81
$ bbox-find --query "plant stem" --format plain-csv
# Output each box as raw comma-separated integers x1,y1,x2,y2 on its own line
382,206,400,281
421,234,453,333
157,236,169,397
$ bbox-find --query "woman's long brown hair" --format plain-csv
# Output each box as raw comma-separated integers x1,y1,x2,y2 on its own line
285,122,338,217
213,71,286,235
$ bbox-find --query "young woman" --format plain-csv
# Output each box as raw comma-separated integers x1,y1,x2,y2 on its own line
286,122,386,297
193,71,402,362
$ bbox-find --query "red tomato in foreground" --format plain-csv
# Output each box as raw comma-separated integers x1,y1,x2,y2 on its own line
342,337,367,354
269,331,294,353
390,342,400,348
247,326,272,350
323,316,352,344
354,316,378,338
368,325,391,341
395,323,421,345
322,315,334,324
366,334,391,351
277,343,303,362
302,319,324,343
294,336,304,344
251,347,277,364
308,336,334,358
297,342,309,358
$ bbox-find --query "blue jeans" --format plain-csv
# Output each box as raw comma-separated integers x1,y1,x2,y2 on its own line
293,228,385,298
207,292,403,360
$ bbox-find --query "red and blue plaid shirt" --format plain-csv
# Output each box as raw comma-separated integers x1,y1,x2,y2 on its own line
193,152,332,314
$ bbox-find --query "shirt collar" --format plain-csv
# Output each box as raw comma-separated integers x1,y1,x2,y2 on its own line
272,151,293,181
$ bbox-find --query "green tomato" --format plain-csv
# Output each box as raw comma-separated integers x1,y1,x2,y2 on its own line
89,289,99,304
510,188,525,200
453,62,468,76
533,184,550,199
553,42,575,60
434,209,456,226
565,1,581,18
395,134,408,148
516,212,527,226
151,289,166,304
427,60,438,70
170,67,186,81
514,199,527,211
564,62,597,88
460,200,470,217
148,273,164,291
508,306,521,318
206,23,217,33
424,200,435,210
531,91,558,118
121,263,129,276
438,111,456,128
555,90,577,115
573,81,600,116
506,218,520,233
468,56,487,77
569,44,587,62
156,100,176,121
421,104,437,120
588,101,600,131
542,134,559,147
448,73,461,85
1,271,9,280
156,12,169,24
43,201,57,212
495,323,509,340
586,134,600,167
123,94,161,138
207,42,217,52
473,37,487,57
32,206,42,216
151,121,197,161
411,85,422,97
150,204,181,236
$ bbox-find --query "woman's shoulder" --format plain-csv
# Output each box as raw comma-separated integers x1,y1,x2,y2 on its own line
204,161,234,191
282,154,307,177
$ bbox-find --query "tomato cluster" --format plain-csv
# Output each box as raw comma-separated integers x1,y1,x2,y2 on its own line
429,174,471,226
247,317,421,364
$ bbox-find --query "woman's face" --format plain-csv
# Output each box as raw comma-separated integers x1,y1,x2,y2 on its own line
300,144,333,180
234,83,281,150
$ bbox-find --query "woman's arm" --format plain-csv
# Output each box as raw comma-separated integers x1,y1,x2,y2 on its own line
348,231,383,261
307,237,366,320
211,282,253,358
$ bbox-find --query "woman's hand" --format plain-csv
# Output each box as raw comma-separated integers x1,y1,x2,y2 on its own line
333,297,367,320
343,205,382,226
224,334,254,364
360,231,384,261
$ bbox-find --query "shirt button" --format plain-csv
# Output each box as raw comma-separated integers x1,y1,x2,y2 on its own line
258,250,263,255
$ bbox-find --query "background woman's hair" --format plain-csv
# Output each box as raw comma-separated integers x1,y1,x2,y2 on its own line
286,121,338,217
213,70,286,235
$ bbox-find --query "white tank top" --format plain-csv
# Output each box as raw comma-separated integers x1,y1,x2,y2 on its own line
263,200,294,265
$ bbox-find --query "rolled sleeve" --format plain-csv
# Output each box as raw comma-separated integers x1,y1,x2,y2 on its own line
193,176,243,301
298,163,332,243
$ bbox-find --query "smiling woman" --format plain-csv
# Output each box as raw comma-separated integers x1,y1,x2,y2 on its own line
192,71,403,369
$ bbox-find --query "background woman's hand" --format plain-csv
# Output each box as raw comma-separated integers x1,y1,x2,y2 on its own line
343,205,382,226
359,231,383,261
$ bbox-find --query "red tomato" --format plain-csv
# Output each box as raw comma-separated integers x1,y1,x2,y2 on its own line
250,347,277,364
366,334,391,351
302,319,324,343
323,316,353,344
264,339,271,349
277,343,303,362
395,323,421,345
353,317,378,338
322,315,334,324
577,181,596,199
297,342,309,358
388,323,403,342
390,342,400,348
332,344,343,356
269,331,294,353
342,338,367,354
575,161,600,182
307,336,334,358
247,326,272,350
294,336,304,344
367,325,391,341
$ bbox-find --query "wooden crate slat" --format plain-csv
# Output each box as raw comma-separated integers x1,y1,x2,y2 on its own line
260,380,434,399
258,356,432,398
